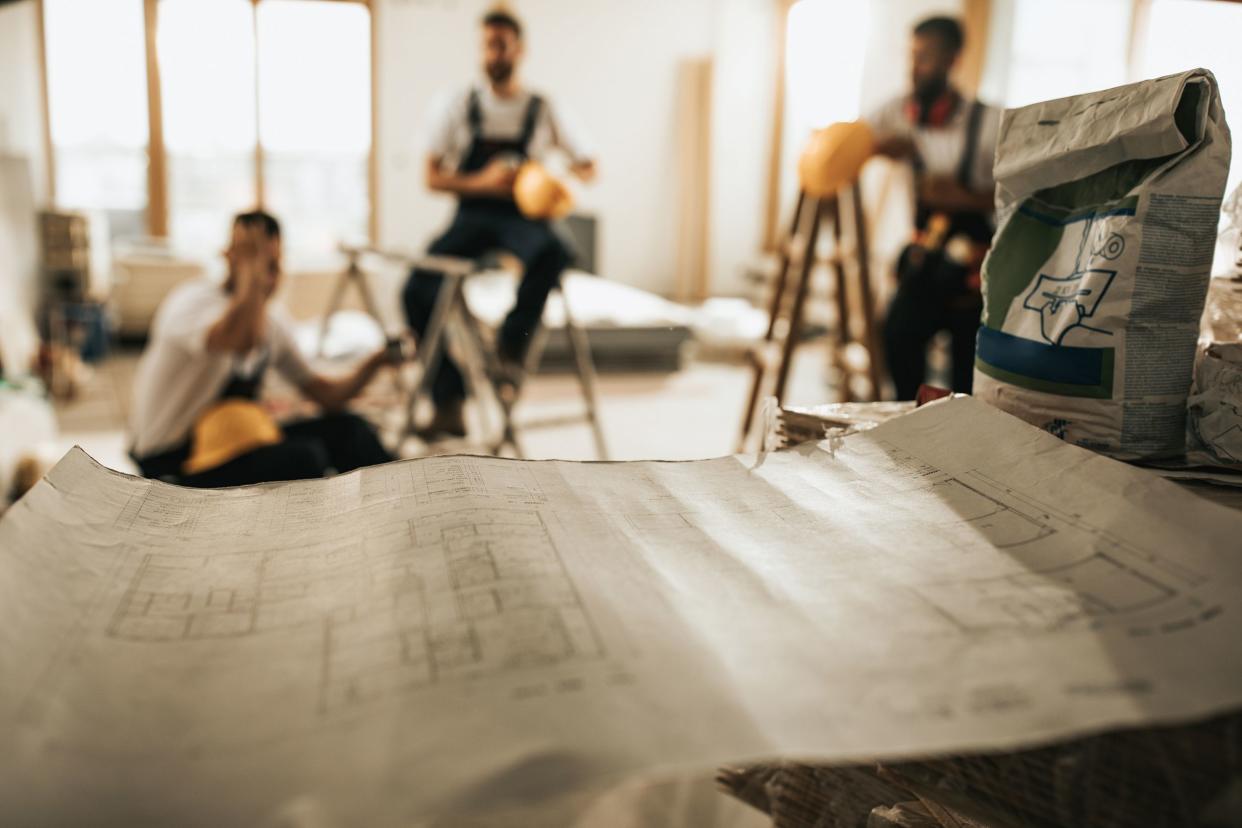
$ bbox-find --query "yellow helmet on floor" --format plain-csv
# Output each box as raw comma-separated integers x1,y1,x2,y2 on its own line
183,399,283,475
514,161,575,220
798,120,876,198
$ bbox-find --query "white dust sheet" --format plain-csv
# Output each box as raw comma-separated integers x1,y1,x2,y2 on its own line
2,397,1240,826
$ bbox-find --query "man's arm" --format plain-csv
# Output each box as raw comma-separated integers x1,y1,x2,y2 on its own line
205,232,270,353
425,154,517,199
300,348,396,413
569,159,596,183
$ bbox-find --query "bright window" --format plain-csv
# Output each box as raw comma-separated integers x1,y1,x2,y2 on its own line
1138,0,1242,196
158,0,258,262
257,0,371,269
43,0,149,237
41,0,374,264
785,0,871,130
1001,0,1132,107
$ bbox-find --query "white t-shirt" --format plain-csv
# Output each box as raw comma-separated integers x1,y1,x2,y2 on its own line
865,93,1001,194
129,278,313,458
425,85,592,172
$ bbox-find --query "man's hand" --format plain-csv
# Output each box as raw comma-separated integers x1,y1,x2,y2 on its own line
302,345,399,413
207,225,274,354
228,227,279,301
570,160,597,183
426,155,518,199
467,158,519,197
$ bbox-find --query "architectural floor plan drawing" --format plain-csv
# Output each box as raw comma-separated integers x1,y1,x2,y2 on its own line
106,502,610,721
2,397,1240,827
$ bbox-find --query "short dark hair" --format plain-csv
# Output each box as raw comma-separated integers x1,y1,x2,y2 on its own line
482,8,522,39
233,209,281,240
913,16,964,55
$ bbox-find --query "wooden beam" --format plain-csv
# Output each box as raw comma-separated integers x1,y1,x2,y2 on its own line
143,0,168,237
673,58,713,303
368,0,379,244
1126,0,1153,81
958,0,992,98
761,0,795,253
34,0,55,207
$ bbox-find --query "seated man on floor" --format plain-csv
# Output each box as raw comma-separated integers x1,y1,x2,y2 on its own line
403,7,596,439
129,210,396,488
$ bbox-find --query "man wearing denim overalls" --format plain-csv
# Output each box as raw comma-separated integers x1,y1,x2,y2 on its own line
403,8,596,439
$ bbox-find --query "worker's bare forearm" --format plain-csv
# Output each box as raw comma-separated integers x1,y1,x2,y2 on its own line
427,168,483,196
303,349,388,412
205,289,267,353
425,155,514,199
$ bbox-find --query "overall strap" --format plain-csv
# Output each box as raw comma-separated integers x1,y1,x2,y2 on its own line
466,88,484,137
518,94,544,152
956,99,985,189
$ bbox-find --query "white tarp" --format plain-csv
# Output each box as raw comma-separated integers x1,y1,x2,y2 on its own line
1,397,1240,826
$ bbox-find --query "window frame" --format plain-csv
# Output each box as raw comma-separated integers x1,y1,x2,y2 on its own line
38,0,377,246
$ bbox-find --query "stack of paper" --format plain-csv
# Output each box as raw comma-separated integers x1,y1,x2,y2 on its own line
1,398,1240,826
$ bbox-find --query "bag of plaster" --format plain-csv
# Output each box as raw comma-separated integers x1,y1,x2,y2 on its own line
974,69,1231,459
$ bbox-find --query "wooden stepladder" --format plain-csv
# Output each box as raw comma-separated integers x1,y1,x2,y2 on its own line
738,179,883,450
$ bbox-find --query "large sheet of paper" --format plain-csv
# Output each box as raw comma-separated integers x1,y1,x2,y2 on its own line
2,397,1240,826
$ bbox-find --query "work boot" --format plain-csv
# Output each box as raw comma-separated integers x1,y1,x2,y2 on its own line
495,340,527,406
417,398,467,441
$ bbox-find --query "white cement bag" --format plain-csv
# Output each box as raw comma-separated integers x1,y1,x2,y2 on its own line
974,69,1231,459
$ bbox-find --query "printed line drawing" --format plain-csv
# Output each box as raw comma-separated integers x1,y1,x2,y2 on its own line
1023,268,1116,344
106,505,607,716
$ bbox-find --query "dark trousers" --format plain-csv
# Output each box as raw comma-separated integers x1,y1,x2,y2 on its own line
402,206,572,405
135,412,393,488
883,250,982,401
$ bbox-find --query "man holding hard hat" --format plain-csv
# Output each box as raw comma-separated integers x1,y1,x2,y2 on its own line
129,210,396,488
402,6,596,440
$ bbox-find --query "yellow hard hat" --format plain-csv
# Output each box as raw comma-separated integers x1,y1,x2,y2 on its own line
514,161,575,220
183,399,283,475
797,120,876,198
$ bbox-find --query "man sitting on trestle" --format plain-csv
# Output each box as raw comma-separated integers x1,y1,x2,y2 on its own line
129,210,396,488
403,6,596,440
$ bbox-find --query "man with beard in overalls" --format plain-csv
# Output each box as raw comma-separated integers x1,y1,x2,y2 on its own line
866,16,1000,400
402,7,596,440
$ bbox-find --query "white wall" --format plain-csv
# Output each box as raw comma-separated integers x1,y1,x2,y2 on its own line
0,0,48,207
706,0,779,296
0,0,45,373
375,0,775,298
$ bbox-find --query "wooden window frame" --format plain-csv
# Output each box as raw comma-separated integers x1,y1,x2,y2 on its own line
39,0,376,244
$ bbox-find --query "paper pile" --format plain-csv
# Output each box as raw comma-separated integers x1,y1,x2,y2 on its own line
1,398,1240,826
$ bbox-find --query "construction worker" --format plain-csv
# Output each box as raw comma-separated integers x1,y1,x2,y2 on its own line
868,16,1000,400
402,6,596,440
129,210,396,487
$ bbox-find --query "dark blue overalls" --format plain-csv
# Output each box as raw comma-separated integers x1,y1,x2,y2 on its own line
402,90,573,407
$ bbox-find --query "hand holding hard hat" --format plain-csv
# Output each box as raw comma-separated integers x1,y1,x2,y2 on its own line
797,120,876,198
514,161,576,220
183,399,283,475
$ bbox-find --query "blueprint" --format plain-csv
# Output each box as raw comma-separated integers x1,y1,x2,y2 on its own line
1,397,1241,826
